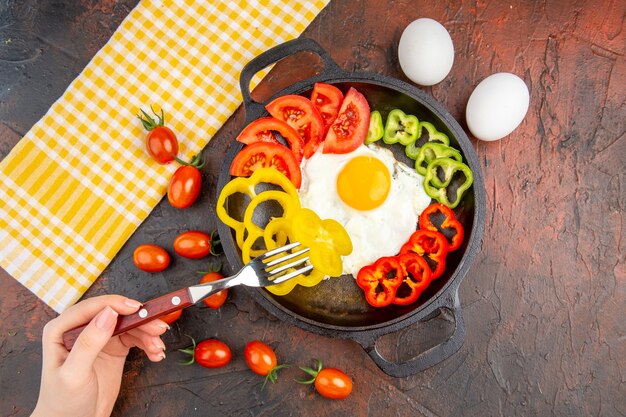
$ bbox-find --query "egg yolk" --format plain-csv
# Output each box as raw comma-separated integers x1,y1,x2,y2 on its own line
336,156,391,210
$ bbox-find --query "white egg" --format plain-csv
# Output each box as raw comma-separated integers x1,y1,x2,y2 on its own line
398,18,454,86
465,72,530,141
298,145,431,276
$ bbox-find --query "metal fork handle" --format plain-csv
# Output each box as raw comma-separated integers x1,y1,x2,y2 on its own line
187,271,247,303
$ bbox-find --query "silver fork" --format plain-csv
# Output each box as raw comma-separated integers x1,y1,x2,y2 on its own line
63,241,311,350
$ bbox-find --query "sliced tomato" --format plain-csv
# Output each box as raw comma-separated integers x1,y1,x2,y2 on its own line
266,95,324,159
311,83,344,134
323,87,370,154
230,142,302,188
236,117,304,163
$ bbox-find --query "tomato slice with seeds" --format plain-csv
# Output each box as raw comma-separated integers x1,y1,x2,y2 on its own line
266,95,324,159
237,117,304,163
323,87,370,154
310,83,344,135
230,142,302,188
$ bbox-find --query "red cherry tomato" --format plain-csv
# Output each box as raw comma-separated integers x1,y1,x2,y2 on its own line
311,83,344,134
133,244,170,272
194,339,232,368
168,165,201,208
266,95,325,159
315,368,353,400
146,126,178,164
237,116,304,163
298,360,353,400
200,269,227,309
138,107,178,164
160,309,182,324
174,231,212,259
230,142,302,188
244,340,277,376
323,87,370,154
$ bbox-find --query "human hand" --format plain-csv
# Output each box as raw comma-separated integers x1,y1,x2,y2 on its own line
31,295,169,417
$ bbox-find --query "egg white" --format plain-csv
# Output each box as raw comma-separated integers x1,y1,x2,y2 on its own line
298,144,431,276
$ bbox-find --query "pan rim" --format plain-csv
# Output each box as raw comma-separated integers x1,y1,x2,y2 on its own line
216,72,486,335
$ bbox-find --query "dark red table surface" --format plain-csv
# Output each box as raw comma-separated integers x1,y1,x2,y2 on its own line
1,1,624,416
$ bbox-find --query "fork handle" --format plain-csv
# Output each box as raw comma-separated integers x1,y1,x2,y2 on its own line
62,288,192,350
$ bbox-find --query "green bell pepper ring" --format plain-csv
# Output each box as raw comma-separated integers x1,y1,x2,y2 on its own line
415,142,462,175
405,121,451,159
423,157,473,209
383,109,419,146
365,110,384,144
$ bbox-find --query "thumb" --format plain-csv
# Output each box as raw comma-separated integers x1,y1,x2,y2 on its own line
63,306,119,376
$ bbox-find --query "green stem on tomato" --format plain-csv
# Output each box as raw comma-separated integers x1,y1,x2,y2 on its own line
177,335,197,366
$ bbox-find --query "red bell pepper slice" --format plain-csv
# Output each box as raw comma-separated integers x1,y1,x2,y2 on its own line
400,229,449,280
392,252,433,306
356,256,403,307
418,203,465,251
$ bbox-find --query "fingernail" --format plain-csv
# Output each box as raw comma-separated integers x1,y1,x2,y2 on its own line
124,299,142,309
157,322,170,330
152,336,166,350
158,352,166,360
95,306,118,330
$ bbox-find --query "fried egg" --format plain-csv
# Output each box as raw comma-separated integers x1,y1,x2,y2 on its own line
298,144,431,276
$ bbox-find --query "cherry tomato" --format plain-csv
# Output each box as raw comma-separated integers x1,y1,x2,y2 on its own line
146,127,178,164
244,340,277,376
174,231,212,259
315,368,353,400
243,340,288,385
179,337,232,368
138,107,178,164
168,165,201,208
230,142,302,188
160,309,182,324
200,267,227,309
266,95,325,159
323,87,370,154
194,339,231,368
133,244,170,272
237,117,304,163
298,359,352,400
311,83,344,134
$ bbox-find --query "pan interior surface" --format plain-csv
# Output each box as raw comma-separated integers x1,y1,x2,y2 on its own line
225,81,477,329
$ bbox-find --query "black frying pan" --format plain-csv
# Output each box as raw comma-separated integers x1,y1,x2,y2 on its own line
216,38,485,377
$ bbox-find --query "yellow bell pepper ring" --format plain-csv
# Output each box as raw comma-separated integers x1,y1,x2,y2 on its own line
243,190,301,246
216,168,299,248
263,217,326,295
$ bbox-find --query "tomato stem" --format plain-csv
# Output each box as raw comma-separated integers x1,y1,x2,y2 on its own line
262,364,289,389
296,359,323,384
137,106,165,131
210,230,222,255
177,334,197,366
173,153,206,169
196,260,222,275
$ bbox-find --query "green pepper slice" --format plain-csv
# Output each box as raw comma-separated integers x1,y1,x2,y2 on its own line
423,157,473,209
405,121,451,159
383,109,419,146
415,142,462,175
365,110,384,144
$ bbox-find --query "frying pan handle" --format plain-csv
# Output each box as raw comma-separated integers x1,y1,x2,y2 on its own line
239,38,344,117
361,288,466,378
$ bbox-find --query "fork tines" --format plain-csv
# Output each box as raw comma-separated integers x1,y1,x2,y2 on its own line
262,241,313,284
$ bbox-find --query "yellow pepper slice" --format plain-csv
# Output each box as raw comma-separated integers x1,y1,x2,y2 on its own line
216,168,299,248
241,229,265,264
291,208,353,277
243,190,300,248
263,217,326,295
